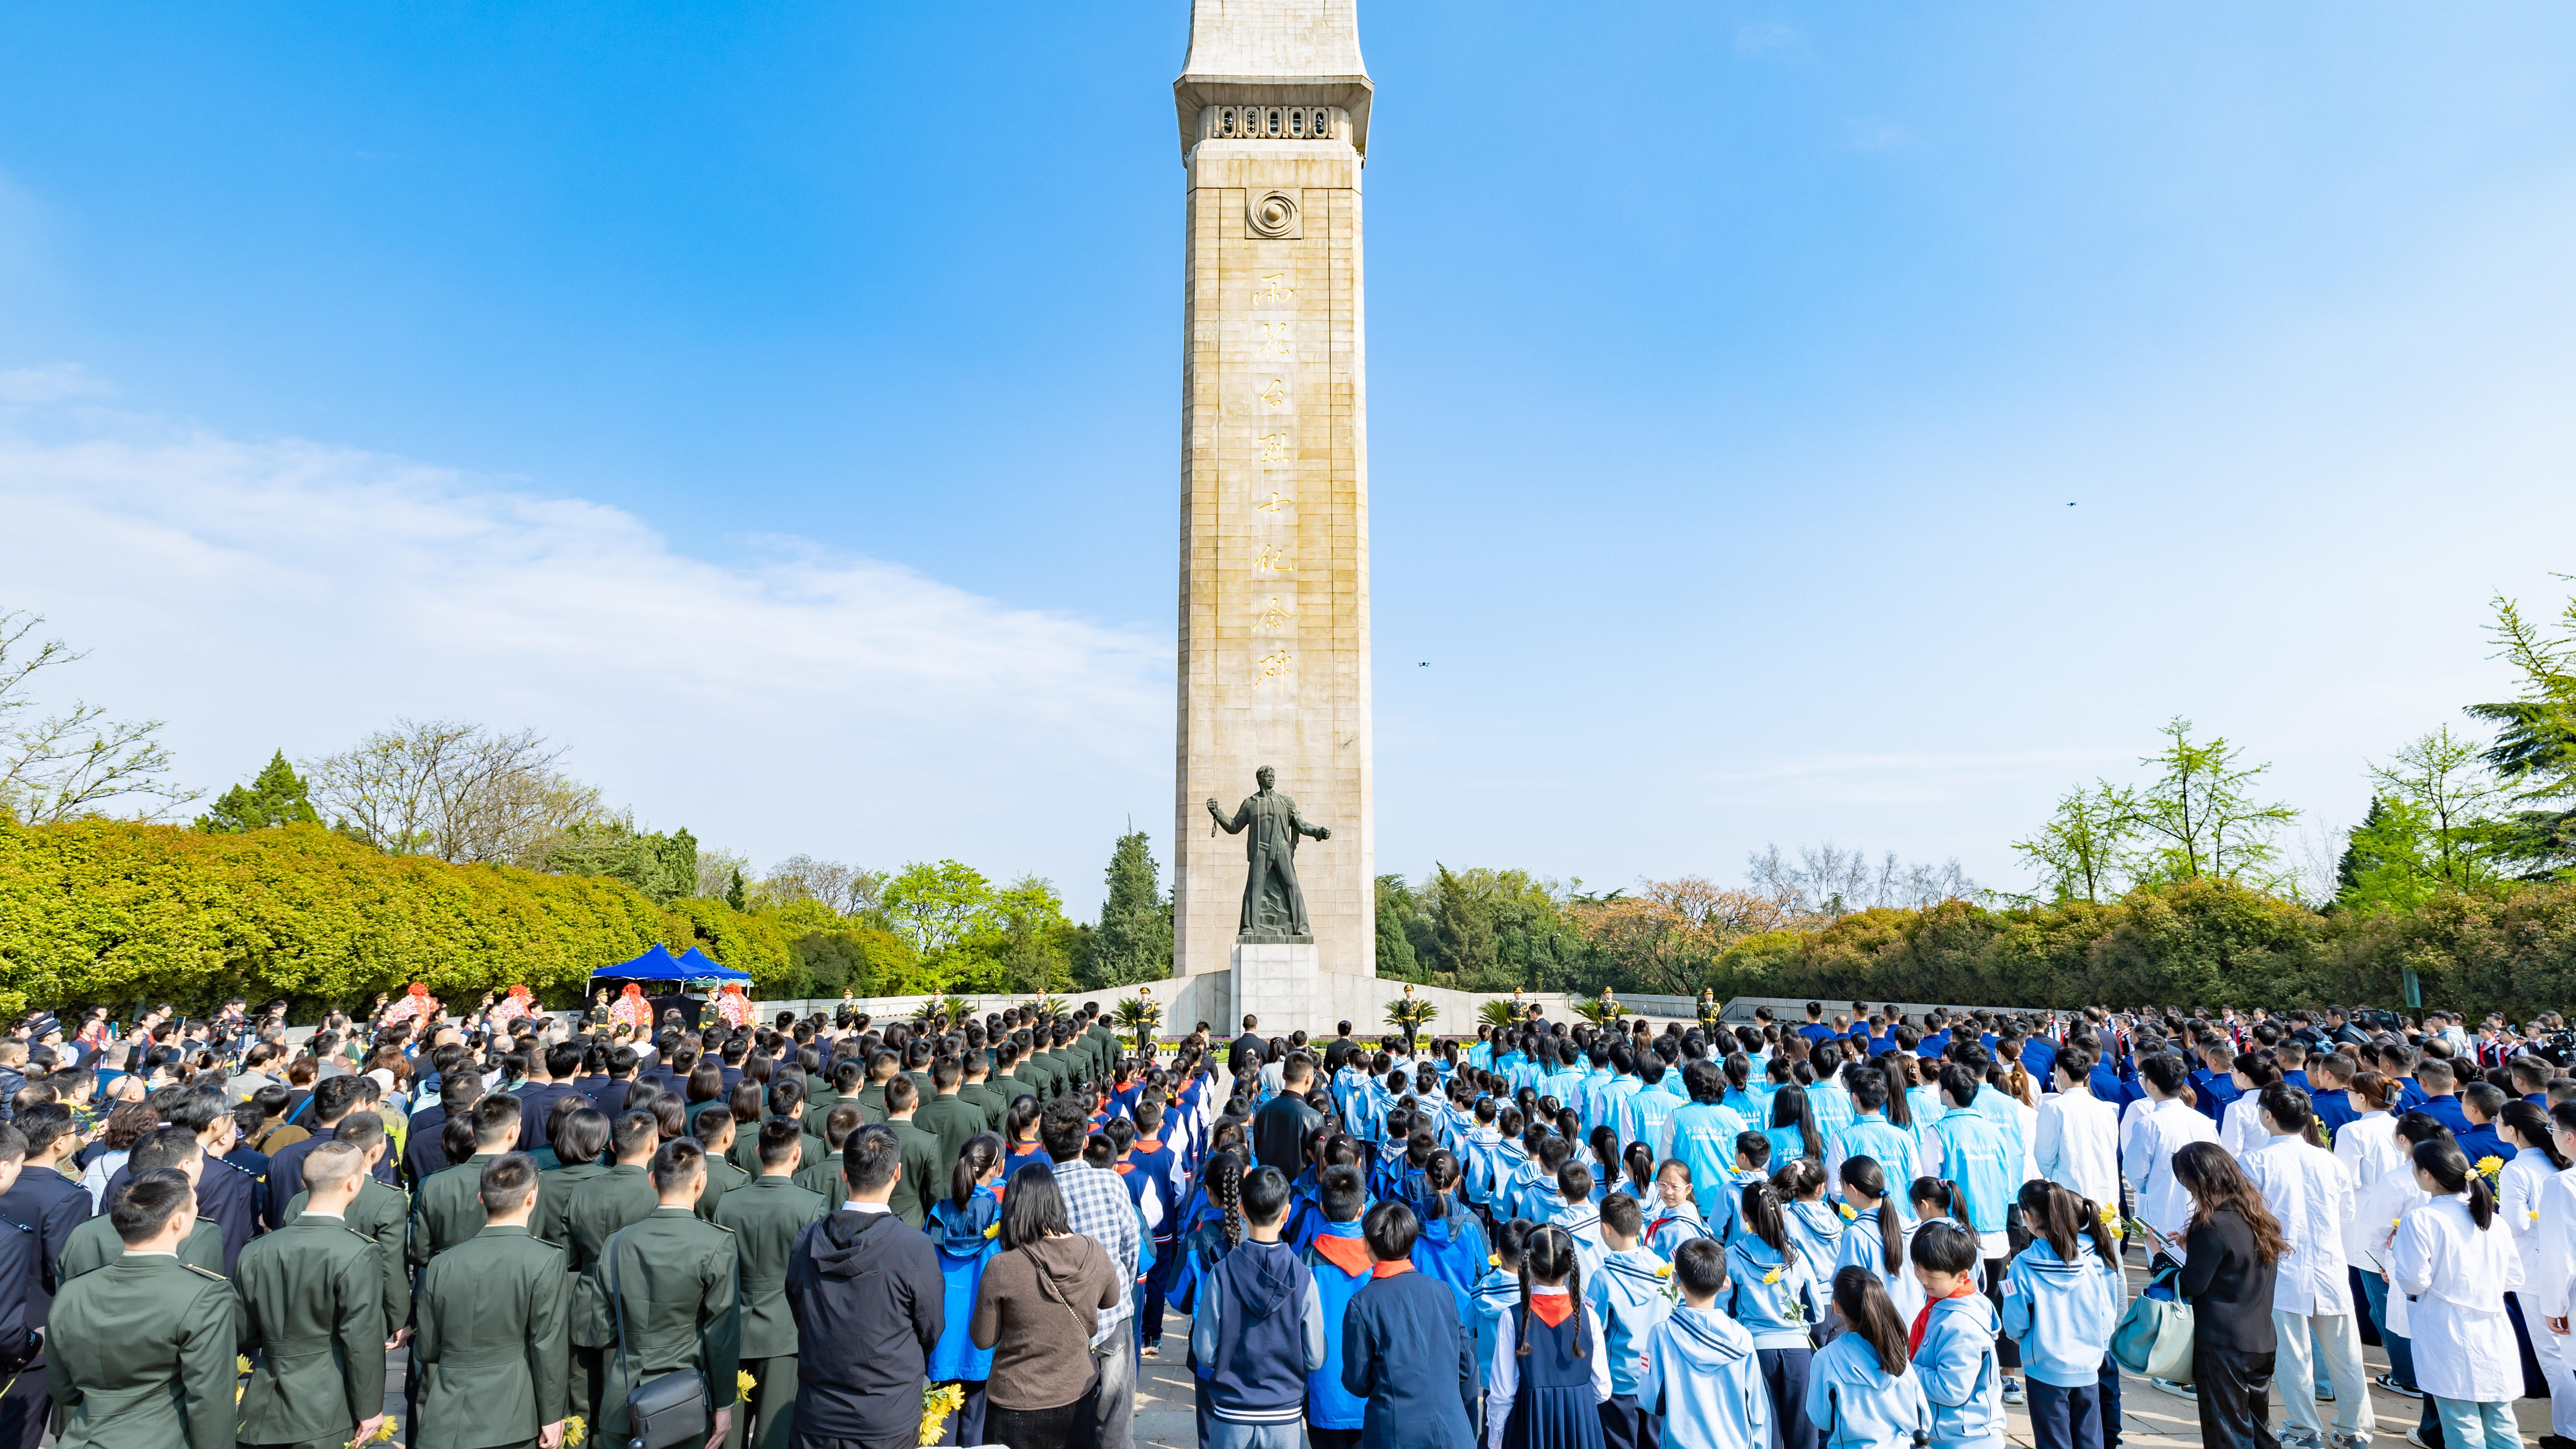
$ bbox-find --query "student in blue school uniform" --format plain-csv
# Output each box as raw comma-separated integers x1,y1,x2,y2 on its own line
920,1135,1004,1446
1548,1159,1608,1279
1805,1267,1930,1449
1724,1177,1823,1449
1472,1219,1534,1415
1302,1164,1375,1449
1826,1070,1919,1196
1999,1181,2124,1449
1639,1237,1768,1449
1484,1223,1609,1449
1909,1220,2007,1449
1519,1138,1581,1223
1343,1199,1480,1449
1586,1193,1674,1449
1190,1161,1327,1449
1773,1158,1845,1295
1645,1160,1713,1260
1707,1133,1773,1248
1408,1150,1491,1298
1125,1099,1187,1356
1833,1157,1910,1309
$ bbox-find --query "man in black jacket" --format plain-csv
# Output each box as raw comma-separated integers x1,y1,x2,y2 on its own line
784,1125,943,1449
1228,1016,1268,1079
1251,1053,1325,1180
509,1043,584,1153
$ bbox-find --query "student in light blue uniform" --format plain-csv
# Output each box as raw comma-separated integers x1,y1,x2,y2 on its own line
1832,1157,1911,1311
1721,1055,1772,1129
1645,1160,1714,1260
1999,1181,2124,1449
1911,1220,2008,1449
1298,1164,1374,1445
1707,1133,1773,1249
1468,1218,1532,1409
1765,1084,1824,1170
1824,1069,1920,1202
1618,1059,1685,1160
1665,1061,1752,1219
1407,1150,1490,1299
1548,1159,1608,1281
1805,1266,1930,1449
1724,1177,1823,1449
1587,1194,1675,1449
1641,1237,1769,1449
1922,1062,2025,1401
1774,1158,1845,1294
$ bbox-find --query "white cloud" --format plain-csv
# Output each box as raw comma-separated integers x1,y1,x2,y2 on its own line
0,362,113,404
0,396,1171,909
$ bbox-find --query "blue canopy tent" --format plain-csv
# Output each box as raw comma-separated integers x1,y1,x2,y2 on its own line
591,945,751,984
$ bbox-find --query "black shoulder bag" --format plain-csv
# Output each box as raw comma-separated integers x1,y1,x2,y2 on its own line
608,1225,713,1449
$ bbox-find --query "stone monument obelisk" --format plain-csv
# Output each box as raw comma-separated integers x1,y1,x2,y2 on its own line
1171,0,1375,1029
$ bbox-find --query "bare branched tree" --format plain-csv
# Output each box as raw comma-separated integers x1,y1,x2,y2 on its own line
0,606,200,824
759,855,885,916
1746,841,1978,921
304,719,600,864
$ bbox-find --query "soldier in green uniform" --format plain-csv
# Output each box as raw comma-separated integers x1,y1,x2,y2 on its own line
714,1121,826,1449
913,1057,985,1170
986,1042,1030,1117
957,1049,1005,1131
800,1059,869,1140
852,1052,899,1125
534,1107,612,1247
411,1154,570,1449
689,1104,750,1221
792,1107,863,1201
233,1141,389,1449
565,1110,664,1428
56,1129,227,1281
878,1077,945,1229
594,1139,741,1448
279,1114,409,1343
44,1171,236,1448
408,1094,522,1270
743,1080,825,1177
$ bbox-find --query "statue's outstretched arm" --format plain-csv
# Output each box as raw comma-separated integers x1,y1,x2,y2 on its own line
1207,797,1250,835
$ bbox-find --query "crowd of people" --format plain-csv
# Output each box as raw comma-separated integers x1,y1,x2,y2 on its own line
0,990,2569,1449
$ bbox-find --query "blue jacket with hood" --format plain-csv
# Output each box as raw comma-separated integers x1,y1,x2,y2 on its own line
1915,1292,2007,1449
1803,1331,1929,1449
1640,1305,1768,1449
1585,1246,1674,1397
1409,1198,1490,1299
1721,1233,1818,1350
1999,1238,2123,1389
925,1189,1000,1382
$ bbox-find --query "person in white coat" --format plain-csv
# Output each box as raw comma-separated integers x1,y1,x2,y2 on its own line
2524,1101,2576,1445
2332,1072,2415,1397
2240,1083,2373,1449
2218,1054,2283,1161
2125,1054,2220,1252
2033,1047,2119,1209
2392,1138,2524,1449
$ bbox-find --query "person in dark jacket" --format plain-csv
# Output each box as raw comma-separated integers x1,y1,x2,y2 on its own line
1191,1164,1325,1443
406,1075,482,1187
784,1124,944,1449
1252,1056,1325,1180
94,1086,262,1274
2171,1143,2284,1449
1342,1200,1479,1449
0,1126,59,1449
510,1044,585,1153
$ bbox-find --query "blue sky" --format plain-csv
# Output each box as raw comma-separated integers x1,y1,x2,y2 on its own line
4,2,2575,913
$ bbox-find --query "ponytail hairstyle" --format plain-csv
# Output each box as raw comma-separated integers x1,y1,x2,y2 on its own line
1770,1084,1821,1162
1839,1156,1904,1274
1830,1265,1912,1376
2348,1069,2399,1115
2412,1139,2495,1230
1622,1141,1655,1196
1589,1125,1622,1181
1004,1095,1044,1147
2073,1193,2121,1268
1723,1053,1751,1097
950,1132,1003,1210
1516,1225,1591,1360
1206,1118,1247,1163
1998,1036,2035,1107
1423,1149,1464,1222
1739,1177,1789,1254
1202,1149,1246,1248
1877,1057,1915,1129
2257,1081,2327,1150
2017,1178,2087,1264
2504,1100,2572,1171
1492,1216,1534,1273
1909,1175,1960,1223
1555,1108,1583,1144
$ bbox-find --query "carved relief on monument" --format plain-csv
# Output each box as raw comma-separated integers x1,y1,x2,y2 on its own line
1246,189,1302,239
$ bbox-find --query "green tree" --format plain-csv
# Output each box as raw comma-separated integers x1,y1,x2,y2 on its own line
1430,863,1500,982
542,817,697,905
724,866,746,911
880,859,997,958
2335,795,2440,914
1085,830,1173,988
983,874,1076,995
2469,586,2576,876
2131,717,2297,887
2012,783,2139,904
2367,726,2501,893
1374,874,1422,978
195,751,323,833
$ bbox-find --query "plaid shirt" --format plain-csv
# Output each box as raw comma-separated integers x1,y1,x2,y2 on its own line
1053,1158,1141,1336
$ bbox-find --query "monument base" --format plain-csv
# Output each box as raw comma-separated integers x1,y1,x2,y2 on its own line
1231,941,1320,1032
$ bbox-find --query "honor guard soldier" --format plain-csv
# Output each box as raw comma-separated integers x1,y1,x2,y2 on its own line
58,1129,226,1281
715,1121,828,1449
44,1171,236,1448
411,1154,571,1449
593,1138,741,1449
564,1110,664,1427
232,1141,389,1449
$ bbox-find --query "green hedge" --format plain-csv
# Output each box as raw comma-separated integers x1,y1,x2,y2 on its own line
1708,876,2576,1020
0,819,915,1018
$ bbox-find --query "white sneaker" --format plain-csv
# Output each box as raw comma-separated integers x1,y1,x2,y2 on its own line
2002,1378,2027,1406
2149,1378,2197,1400
2406,1431,2433,1449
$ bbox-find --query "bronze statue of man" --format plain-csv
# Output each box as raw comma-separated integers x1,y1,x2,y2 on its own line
1206,765,1332,942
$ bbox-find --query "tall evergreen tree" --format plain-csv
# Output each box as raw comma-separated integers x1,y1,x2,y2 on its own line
194,751,323,833
1085,829,1172,988
725,866,747,911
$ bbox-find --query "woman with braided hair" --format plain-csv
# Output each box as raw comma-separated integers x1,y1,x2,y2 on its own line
1166,1149,1247,1317
1484,1222,1608,1449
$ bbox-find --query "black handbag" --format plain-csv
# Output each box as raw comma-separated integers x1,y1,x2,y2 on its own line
608,1226,713,1449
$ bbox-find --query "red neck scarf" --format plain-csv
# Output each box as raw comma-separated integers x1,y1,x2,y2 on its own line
1909,1282,1981,1354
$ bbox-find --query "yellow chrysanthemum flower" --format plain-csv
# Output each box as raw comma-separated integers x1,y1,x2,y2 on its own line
2476,1156,2505,1181
739,1370,758,1397
1762,1268,1783,1285
985,1223,1001,1239
563,1417,587,1447
1836,1202,1856,1221
1654,1263,1673,1278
